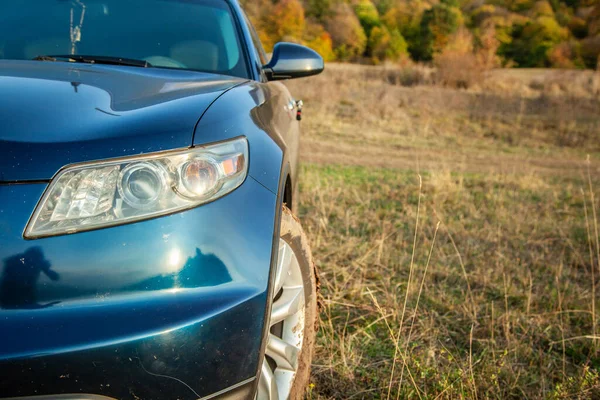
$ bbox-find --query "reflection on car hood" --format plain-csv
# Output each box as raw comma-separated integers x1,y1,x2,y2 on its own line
0,60,245,182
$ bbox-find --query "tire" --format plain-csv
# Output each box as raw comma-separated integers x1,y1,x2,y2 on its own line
256,206,319,400
291,182,300,215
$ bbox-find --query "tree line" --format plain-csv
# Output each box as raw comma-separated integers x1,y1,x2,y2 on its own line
241,0,600,69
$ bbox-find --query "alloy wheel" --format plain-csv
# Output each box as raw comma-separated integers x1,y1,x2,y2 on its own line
257,238,306,400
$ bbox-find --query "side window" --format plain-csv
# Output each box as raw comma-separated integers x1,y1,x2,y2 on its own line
242,12,268,66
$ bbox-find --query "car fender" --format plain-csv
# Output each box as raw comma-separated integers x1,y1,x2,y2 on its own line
193,80,299,396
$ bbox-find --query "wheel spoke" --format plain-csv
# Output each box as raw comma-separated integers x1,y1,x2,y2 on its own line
266,333,299,371
257,359,279,400
274,241,292,295
258,235,309,400
270,287,304,326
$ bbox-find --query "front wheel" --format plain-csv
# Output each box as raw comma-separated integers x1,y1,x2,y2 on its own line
256,206,318,400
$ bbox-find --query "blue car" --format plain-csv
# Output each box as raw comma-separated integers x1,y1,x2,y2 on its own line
0,1,323,399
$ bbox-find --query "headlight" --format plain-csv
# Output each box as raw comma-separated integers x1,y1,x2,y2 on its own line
24,137,248,239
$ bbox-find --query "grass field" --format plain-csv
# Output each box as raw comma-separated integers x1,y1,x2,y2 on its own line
287,64,600,399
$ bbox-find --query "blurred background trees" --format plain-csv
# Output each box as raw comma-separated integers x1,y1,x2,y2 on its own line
240,0,600,69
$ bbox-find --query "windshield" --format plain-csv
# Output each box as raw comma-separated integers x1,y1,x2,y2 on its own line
0,0,249,78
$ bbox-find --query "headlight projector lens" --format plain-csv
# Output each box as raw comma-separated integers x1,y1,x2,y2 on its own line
118,162,166,209
180,158,221,199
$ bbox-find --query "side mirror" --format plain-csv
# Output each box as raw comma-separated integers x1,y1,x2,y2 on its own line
263,42,324,81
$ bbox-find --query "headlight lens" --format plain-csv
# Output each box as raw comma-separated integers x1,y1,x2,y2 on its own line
118,162,168,209
25,137,248,239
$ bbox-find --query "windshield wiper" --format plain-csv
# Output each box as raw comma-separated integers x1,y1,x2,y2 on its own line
33,55,152,68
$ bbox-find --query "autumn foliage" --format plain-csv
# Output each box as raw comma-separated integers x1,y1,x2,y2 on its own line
241,0,600,69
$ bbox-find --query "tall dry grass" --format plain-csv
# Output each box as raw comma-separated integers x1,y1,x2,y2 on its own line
300,165,600,399
288,63,600,398
287,64,600,172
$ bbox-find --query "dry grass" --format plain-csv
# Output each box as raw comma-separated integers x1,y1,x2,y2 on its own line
287,63,600,399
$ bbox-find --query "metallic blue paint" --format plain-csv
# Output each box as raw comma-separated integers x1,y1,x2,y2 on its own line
0,0,319,398
193,82,288,194
0,177,276,399
264,42,325,81
0,60,245,182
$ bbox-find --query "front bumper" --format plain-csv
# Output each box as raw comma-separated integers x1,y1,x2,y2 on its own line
2,378,254,400
0,177,277,399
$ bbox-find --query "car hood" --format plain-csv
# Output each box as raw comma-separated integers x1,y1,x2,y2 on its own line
0,60,245,182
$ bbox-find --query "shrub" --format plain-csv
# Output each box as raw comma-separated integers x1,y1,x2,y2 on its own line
434,28,487,88
509,0,537,12
548,40,585,68
386,63,433,86
471,4,499,27
388,29,409,61
530,1,554,18
476,22,502,70
581,35,600,69
324,3,368,61
304,22,336,62
568,16,588,39
354,0,381,36
258,0,305,51
499,16,569,67
414,2,464,61
382,3,425,61
589,4,600,36
305,0,333,21
368,26,408,63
